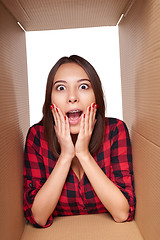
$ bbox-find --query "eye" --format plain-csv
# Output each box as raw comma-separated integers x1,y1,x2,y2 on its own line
80,83,89,90
56,85,66,91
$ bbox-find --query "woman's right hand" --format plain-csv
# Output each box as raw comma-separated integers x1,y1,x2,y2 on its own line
50,104,75,161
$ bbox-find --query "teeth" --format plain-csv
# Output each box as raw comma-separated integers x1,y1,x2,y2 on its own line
68,110,80,113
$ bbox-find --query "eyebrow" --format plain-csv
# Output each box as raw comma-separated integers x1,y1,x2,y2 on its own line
53,79,91,85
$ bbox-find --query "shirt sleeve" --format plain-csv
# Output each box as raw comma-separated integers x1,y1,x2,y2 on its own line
24,126,53,228
110,119,136,221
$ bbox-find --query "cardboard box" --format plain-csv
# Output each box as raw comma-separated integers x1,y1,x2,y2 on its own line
0,0,159,239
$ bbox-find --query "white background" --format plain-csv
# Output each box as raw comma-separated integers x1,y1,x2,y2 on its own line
26,26,122,126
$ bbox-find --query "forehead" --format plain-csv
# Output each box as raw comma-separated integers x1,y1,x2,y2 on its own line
53,62,89,82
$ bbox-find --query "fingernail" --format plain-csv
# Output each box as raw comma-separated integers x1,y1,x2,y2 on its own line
64,116,66,120
89,106,91,111
95,104,98,109
50,105,53,110
92,103,95,107
56,108,59,112
83,114,85,118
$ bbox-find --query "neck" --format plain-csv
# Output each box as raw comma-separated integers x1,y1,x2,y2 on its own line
71,134,78,145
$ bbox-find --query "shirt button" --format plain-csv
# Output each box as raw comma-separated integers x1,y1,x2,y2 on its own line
29,183,33,188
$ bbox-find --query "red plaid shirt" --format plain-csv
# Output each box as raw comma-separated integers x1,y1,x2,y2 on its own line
24,117,136,228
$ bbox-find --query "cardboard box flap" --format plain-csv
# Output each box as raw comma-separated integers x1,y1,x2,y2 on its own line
21,213,143,240
2,0,131,31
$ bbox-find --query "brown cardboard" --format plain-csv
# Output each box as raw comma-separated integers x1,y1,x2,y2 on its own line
1,0,129,30
0,2,30,240
119,0,160,147
21,213,143,240
0,0,160,239
132,131,160,239
119,0,160,239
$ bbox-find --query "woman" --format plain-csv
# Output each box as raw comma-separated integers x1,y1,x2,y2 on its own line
24,55,136,228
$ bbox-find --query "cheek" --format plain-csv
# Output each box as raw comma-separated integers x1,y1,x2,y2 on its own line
92,93,96,103
51,92,66,115
51,91,55,103
86,91,96,104
51,92,62,105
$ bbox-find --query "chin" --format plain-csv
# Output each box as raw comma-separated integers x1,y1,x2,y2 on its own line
70,125,80,135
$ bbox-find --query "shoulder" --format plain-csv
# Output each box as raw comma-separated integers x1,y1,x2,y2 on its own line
104,117,129,138
25,123,45,145
105,117,128,129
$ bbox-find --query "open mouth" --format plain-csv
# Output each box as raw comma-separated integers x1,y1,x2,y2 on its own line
66,109,83,125
66,110,83,119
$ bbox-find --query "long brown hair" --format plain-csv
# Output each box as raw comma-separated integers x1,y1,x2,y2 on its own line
40,55,105,158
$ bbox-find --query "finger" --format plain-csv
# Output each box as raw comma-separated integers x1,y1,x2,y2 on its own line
79,113,85,136
50,104,58,126
88,103,95,132
57,107,66,135
53,104,61,132
50,104,60,137
85,105,90,134
94,119,97,127
65,115,69,133
92,104,97,126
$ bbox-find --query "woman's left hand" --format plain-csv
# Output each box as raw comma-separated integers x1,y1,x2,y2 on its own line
75,103,97,159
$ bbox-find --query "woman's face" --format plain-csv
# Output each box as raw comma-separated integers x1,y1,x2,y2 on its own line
51,63,96,134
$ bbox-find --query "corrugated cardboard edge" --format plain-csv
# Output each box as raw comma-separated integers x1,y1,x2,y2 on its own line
21,213,143,240
0,2,30,240
119,0,160,239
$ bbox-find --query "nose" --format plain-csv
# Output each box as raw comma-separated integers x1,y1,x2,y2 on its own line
68,90,78,103
68,96,78,103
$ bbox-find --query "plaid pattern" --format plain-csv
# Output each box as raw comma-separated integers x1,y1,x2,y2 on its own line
24,117,136,228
